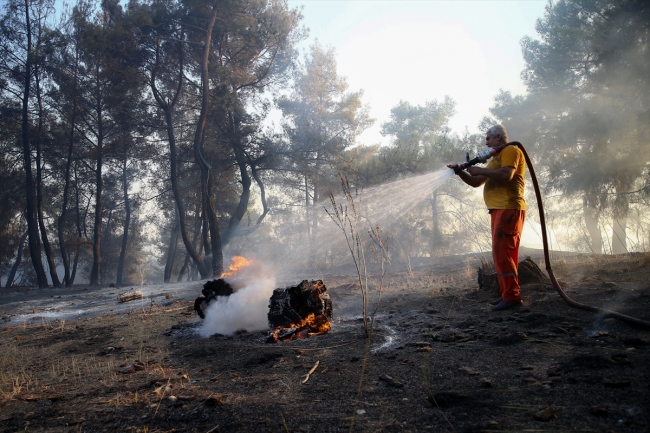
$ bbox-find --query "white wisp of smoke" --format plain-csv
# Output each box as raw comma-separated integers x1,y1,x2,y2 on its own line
198,260,276,337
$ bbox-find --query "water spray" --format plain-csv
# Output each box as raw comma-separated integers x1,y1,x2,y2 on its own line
452,142,650,328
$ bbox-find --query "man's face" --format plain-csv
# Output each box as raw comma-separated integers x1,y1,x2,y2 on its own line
486,133,501,148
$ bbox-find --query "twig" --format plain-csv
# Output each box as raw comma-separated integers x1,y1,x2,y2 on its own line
151,377,171,420
280,413,290,433
301,361,320,384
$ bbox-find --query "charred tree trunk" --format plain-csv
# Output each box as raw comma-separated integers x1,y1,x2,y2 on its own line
164,208,180,283
177,217,203,282
150,39,208,279
177,254,190,282
116,153,131,286
249,164,269,226
57,43,80,288
35,66,61,288
192,6,221,278
201,198,211,257
206,175,224,276
70,163,83,286
89,66,105,286
21,0,48,288
222,114,252,246
6,230,28,288
101,204,115,286
165,103,208,278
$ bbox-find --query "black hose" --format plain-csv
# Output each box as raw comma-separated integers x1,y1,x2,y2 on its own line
510,141,650,328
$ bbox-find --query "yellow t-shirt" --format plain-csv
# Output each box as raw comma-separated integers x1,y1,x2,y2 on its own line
483,145,527,210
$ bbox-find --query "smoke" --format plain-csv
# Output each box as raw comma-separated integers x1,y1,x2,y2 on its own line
198,259,276,337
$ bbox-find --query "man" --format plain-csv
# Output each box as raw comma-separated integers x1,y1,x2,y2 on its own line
448,125,526,311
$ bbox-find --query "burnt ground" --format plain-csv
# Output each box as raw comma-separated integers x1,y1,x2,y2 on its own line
1,249,649,433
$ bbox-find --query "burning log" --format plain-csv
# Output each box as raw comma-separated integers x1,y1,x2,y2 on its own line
194,279,234,319
267,280,333,343
194,256,253,319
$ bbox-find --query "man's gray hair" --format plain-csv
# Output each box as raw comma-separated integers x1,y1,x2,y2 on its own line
487,124,509,143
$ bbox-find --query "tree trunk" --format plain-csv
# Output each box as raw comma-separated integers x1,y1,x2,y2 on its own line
177,253,190,282
309,154,322,264
201,198,211,257
35,64,61,288
431,191,442,256
582,195,602,254
150,34,208,278
164,208,180,283
70,162,83,285
612,194,629,255
89,72,104,286
21,0,48,288
305,175,310,239
206,175,223,276
178,215,203,282
58,46,80,287
611,175,633,255
221,116,252,246
163,105,208,277
192,6,221,277
6,230,28,288
116,153,131,285
101,204,115,286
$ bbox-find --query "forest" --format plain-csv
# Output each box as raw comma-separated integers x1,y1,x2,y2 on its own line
1,0,648,288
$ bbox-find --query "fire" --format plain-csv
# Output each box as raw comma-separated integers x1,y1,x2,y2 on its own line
269,312,331,343
220,256,252,278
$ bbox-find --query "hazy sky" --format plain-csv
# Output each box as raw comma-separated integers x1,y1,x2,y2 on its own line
287,0,548,146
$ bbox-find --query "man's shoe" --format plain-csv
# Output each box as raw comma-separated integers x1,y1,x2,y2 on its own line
489,297,503,306
491,299,522,311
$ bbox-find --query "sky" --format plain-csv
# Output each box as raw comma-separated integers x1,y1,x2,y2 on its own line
286,0,549,146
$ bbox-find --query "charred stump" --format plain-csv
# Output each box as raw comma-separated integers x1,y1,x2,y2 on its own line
478,256,549,297
518,257,550,285
478,257,499,296
194,278,234,319
267,280,332,343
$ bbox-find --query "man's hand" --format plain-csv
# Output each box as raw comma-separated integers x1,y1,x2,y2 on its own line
467,166,482,176
447,164,462,175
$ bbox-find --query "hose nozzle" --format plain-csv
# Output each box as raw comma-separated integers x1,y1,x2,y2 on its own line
455,148,498,171
448,146,506,175
465,149,495,167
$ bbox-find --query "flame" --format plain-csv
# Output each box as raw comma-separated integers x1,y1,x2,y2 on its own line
270,312,331,343
220,256,253,278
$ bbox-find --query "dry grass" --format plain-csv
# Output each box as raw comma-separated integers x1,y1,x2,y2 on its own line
0,302,190,412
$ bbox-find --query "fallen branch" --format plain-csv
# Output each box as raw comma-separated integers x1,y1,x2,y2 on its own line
118,290,143,303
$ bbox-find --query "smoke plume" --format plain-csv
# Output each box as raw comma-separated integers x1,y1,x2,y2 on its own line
198,259,276,337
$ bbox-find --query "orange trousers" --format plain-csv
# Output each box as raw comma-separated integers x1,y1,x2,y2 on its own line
490,209,526,302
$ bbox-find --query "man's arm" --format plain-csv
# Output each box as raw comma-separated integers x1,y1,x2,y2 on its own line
467,165,515,182
456,169,488,188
